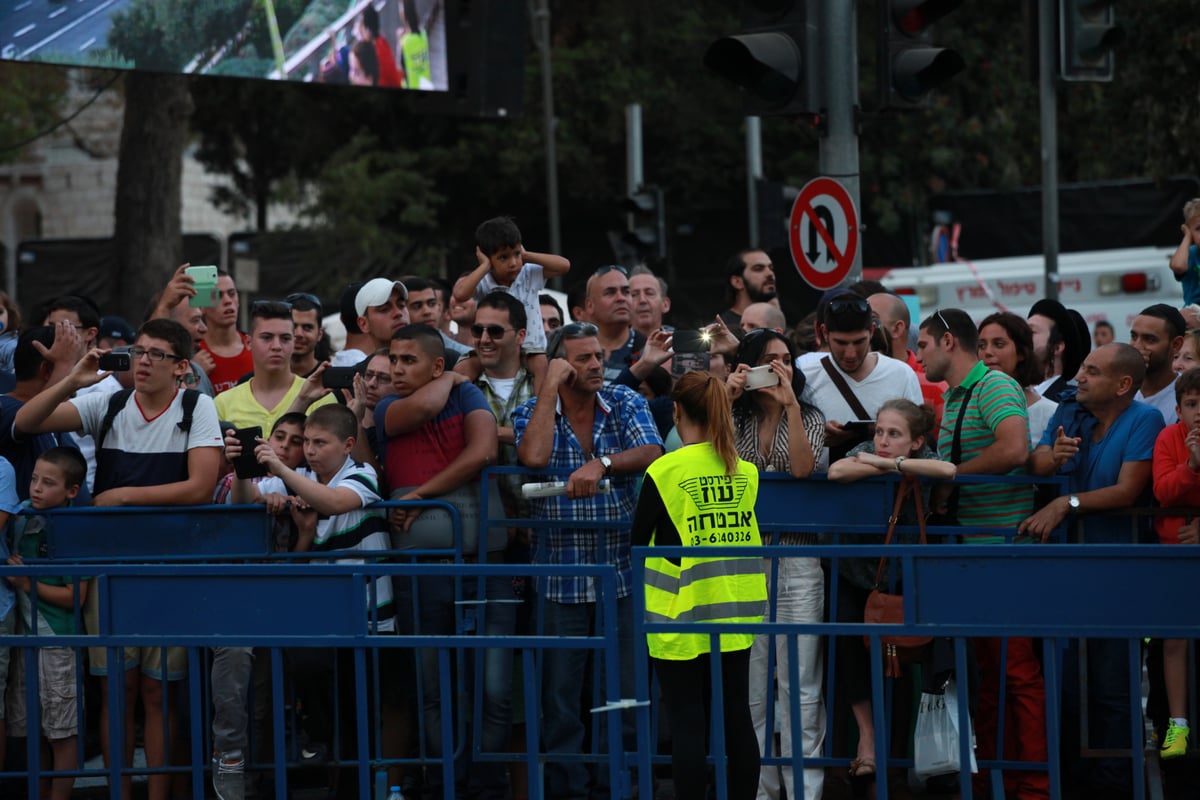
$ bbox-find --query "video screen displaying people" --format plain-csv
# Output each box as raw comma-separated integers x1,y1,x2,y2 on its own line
0,0,447,91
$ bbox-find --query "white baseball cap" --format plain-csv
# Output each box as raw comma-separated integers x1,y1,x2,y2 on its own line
354,278,408,317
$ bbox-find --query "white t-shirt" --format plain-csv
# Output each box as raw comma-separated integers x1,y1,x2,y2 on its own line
1026,394,1059,450
331,348,367,367
484,375,517,402
477,263,548,352
1136,376,1179,425
71,388,223,495
800,352,923,469
257,457,393,632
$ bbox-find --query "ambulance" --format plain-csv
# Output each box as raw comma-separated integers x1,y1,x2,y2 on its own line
865,246,1181,338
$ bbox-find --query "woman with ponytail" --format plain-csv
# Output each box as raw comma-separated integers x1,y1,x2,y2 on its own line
632,371,766,800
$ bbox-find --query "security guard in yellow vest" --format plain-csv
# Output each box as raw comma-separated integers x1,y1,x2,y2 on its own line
631,371,766,800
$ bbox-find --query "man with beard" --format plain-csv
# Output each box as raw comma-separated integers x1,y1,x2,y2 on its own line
287,292,326,378
718,248,777,331
1027,299,1088,403
799,291,922,466
1129,303,1185,424
584,266,644,384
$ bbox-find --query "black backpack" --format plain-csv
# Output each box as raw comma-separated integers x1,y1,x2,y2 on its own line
96,388,201,450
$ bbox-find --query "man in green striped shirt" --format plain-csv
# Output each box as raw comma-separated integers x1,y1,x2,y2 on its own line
916,307,1049,800
916,308,1032,531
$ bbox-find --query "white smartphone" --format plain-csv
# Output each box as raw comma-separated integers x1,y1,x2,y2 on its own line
744,364,781,390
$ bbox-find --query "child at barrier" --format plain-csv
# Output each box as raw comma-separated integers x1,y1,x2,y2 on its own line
828,399,955,794
1150,366,1200,760
4,448,89,800
229,403,393,784
0,455,26,778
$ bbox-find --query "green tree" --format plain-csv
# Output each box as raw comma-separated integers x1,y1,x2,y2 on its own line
0,65,69,163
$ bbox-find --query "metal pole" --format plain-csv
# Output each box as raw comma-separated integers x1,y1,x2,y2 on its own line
532,0,562,256
626,103,644,196
1039,0,1060,301
746,116,763,248
818,0,862,285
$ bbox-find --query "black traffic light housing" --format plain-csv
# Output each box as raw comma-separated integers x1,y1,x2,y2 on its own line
879,0,965,109
704,0,818,116
621,186,667,261
1059,0,1123,81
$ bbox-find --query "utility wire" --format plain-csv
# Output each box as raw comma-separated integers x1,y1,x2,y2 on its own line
0,70,123,156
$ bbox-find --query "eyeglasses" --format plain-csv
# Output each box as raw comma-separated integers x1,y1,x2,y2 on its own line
594,265,629,278
286,292,323,313
471,324,513,339
362,370,390,384
934,308,950,331
129,346,183,363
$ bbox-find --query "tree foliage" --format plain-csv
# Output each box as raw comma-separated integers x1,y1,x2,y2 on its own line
0,65,69,163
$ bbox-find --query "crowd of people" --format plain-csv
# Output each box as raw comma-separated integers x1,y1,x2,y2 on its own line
0,202,1197,800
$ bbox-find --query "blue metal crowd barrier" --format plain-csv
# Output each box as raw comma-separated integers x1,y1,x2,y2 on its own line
0,470,1193,800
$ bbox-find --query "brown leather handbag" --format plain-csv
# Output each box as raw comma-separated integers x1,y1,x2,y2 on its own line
863,474,932,678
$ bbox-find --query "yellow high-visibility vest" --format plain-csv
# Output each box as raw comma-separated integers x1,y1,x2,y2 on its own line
643,444,766,661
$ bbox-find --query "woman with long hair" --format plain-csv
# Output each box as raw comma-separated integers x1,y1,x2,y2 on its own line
727,328,827,800
632,371,767,800
978,312,1058,448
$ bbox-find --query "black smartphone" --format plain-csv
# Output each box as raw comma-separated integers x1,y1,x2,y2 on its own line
231,426,268,480
322,366,358,390
842,419,876,432
98,352,131,372
671,329,710,353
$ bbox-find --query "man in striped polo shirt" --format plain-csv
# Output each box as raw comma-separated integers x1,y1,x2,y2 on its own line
916,307,1048,799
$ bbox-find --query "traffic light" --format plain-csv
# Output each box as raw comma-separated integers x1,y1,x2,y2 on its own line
1059,0,1123,82
755,178,801,252
704,0,817,116
879,0,965,109
621,186,666,261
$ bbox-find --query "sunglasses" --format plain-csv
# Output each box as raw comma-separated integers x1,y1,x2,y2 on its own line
471,324,512,339
559,321,599,336
827,297,870,316
594,265,629,278
286,292,323,313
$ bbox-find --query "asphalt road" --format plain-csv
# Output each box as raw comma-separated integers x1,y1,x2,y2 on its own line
0,0,132,62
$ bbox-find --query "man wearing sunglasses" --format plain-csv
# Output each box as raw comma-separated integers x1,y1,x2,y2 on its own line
287,292,326,378
799,290,923,466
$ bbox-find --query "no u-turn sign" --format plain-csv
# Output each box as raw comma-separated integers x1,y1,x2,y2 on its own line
788,177,859,290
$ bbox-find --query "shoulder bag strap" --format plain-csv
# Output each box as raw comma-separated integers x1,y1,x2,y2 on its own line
942,380,978,518
874,475,918,588
821,356,871,420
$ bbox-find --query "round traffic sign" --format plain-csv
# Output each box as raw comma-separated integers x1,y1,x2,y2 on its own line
788,177,859,290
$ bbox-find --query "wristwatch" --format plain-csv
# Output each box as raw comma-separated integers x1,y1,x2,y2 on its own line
894,456,906,473
598,455,613,476
1067,494,1081,511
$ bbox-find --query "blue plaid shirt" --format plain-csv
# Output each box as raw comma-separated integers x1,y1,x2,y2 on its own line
512,384,663,603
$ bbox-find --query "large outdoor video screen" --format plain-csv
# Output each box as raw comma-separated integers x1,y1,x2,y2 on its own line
0,0,448,91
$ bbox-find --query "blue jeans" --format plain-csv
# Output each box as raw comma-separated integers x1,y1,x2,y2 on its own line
539,594,635,800
396,570,516,798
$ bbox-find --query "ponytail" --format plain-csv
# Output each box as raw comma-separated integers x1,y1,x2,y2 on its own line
672,371,738,474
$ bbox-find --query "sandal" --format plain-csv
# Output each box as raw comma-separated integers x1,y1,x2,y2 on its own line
849,757,876,778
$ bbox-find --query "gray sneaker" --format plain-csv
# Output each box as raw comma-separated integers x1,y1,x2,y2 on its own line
213,749,245,800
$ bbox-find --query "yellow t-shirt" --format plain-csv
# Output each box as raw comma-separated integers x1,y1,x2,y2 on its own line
214,375,336,432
